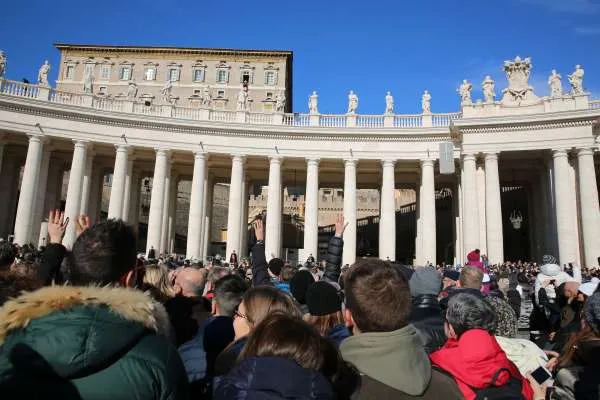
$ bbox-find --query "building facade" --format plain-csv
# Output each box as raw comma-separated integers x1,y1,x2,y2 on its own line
0,51,599,267
54,43,293,113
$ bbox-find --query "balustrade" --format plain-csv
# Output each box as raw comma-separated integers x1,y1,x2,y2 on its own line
1,79,598,129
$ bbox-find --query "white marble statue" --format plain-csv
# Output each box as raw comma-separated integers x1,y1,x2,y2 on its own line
161,80,173,104
482,76,496,103
126,81,138,99
83,70,94,94
421,90,431,114
202,86,212,106
548,69,562,97
37,60,50,87
385,91,394,114
275,91,286,112
309,91,318,114
347,90,358,114
236,87,248,111
0,51,6,78
458,79,473,105
568,65,585,94
501,56,538,105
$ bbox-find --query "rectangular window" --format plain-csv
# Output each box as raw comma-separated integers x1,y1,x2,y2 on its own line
144,67,156,81
242,72,251,83
99,86,107,94
65,65,75,80
217,90,225,98
265,71,276,85
120,67,131,81
216,70,228,83
169,69,179,82
266,92,273,100
193,69,204,82
193,89,201,96
100,65,111,80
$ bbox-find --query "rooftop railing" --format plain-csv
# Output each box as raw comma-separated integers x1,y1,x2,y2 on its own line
4,78,597,129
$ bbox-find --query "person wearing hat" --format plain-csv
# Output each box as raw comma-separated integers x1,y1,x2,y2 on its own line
439,269,459,303
544,292,600,399
305,281,349,347
409,267,446,354
290,269,315,315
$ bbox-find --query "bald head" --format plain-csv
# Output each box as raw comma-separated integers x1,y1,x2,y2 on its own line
175,267,208,297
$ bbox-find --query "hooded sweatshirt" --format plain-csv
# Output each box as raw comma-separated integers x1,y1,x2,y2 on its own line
430,329,534,400
340,324,461,399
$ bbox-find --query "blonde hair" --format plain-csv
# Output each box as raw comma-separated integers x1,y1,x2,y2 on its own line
143,265,176,302
243,286,301,328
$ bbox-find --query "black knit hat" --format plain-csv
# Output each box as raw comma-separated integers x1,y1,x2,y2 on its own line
290,270,315,304
306,281,342,316
268,258,284,276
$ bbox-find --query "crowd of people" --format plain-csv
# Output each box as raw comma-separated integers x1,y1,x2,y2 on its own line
0,210,599,399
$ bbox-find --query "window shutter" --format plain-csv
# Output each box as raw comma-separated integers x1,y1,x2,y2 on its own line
225,71,229,83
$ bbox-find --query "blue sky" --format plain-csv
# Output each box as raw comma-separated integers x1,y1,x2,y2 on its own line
1,0,599,114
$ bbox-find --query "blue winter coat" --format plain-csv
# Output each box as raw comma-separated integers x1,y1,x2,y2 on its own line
328,324,350,347
214,356,335,400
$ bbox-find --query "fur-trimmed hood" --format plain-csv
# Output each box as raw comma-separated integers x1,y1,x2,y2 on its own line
0,285,173,379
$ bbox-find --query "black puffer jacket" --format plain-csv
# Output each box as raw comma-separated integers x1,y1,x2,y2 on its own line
409,294,446,354
323,236,343,284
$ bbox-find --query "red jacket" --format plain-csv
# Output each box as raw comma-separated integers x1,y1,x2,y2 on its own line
430,329,533,400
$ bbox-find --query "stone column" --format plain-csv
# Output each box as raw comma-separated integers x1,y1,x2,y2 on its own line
484,153,504,265
379,159,396,260
31,148,51,246
226,155,245,259
121,159,134,222
420,159,436,265
343,159,357,266
553,150,578,265
568,159,582,266
266,157,283,260
304,158,320,262
202,175,214,259
415,183,422,263
79,153,94,215
63,140,88,248
454,178,464,266
14,135,44,245
160,165,173,255
476,161,487,255
239,179,249,258
577,148,600,267
107,144,130,220
187,152,206,259
462,153,480,254
167,177,177,254
146,149,170,256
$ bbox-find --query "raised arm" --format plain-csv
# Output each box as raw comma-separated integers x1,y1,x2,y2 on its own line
251,219,271,286
323,214,347,284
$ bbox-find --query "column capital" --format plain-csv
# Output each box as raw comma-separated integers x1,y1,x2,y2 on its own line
462,153,477,162
193,150,207,159
269,155,283,163
484,152,499,160
381,159,396,168
577,148,594,157
27,133,47,144
552,149,569,158
343,158,358,167
115,144,131,153
155,147,171,157
420,159,434,167
306,157,320,165
72,139,89,149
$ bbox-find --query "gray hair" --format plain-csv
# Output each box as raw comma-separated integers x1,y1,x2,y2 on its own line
446,292,497,337
207,266,231,285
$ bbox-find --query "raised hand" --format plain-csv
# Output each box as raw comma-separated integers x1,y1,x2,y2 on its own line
253,218,265,242
47,209,68,244
76,215,91,237
334,213,348,238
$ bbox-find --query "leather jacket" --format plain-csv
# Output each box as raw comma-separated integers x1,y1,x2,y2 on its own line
409,294,447,354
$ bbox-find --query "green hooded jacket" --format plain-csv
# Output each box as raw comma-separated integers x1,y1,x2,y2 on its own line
0,285,189,399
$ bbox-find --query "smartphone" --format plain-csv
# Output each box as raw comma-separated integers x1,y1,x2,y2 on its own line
531,366,552,385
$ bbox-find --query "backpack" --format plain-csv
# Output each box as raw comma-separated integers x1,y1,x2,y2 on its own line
470,368,525,400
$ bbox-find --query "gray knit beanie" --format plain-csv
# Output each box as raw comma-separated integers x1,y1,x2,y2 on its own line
584,292,600,335
542,254,557,265
409,267,441,297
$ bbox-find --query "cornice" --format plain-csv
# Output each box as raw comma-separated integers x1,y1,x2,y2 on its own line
458,118,595,134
